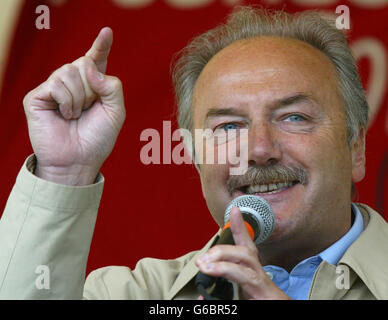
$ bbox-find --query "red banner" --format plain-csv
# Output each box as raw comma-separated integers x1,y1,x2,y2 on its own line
0,0,386,275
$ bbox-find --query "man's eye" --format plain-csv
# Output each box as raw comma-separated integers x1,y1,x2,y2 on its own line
217,123,239,131
285,114,306,122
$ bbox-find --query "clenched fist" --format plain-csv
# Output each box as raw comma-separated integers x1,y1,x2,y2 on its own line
23,27,126,186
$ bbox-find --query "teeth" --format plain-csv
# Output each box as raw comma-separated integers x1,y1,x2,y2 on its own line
245,181,295,194
277,182,287,189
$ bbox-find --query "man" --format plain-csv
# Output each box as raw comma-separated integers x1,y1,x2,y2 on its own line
0,6,387,300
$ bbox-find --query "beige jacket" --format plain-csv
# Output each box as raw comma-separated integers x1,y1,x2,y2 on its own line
0,155,387,299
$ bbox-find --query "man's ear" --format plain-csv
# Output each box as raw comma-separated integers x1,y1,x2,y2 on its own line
351,127,366,183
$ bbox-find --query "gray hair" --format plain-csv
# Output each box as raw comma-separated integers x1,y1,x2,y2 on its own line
171,6,368,150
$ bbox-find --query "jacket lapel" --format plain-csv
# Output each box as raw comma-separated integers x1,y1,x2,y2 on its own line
167,231,220,300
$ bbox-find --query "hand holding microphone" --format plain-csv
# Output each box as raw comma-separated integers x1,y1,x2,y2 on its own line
195,195,291,300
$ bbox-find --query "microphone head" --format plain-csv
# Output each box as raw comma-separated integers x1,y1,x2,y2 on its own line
224,195,275,245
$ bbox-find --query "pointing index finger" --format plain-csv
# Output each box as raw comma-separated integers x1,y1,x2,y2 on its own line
230,207,258,251
85,27,113,74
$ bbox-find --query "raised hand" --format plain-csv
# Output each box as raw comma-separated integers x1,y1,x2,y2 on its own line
23,27,126,185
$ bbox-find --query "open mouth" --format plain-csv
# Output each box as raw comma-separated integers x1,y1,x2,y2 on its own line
239,180,300,195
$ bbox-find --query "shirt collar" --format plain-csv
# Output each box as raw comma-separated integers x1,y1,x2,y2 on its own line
318,203,364,265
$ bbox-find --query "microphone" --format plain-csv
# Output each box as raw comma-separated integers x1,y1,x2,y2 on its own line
195,195,275,300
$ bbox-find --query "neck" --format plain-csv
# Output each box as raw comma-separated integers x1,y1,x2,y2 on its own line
257,210,353,273
258,239,327,273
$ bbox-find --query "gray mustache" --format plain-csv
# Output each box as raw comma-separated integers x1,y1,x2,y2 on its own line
226,164,308,195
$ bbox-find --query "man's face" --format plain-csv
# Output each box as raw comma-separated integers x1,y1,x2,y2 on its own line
192,37,365,246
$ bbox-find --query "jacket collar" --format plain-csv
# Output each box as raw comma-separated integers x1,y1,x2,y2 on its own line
339,203,388,299
167,232,220,300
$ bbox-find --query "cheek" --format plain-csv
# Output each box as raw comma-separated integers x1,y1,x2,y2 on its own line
199,163,231,226
199,163,229,196
316,129,351,175
284,128,352,192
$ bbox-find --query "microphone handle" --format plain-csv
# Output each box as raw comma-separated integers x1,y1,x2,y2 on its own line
194,213,260,299
194,228,235,300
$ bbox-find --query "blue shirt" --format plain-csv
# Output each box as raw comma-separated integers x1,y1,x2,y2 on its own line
263,203,364,300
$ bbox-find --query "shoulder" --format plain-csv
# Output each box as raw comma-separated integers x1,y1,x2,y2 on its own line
355,203,388,230
342,203,388,299
83,250,198,300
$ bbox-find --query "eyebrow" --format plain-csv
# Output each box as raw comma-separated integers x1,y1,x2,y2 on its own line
278,93,314,107
205,93,315,120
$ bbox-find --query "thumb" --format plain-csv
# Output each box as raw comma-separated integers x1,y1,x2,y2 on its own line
86,63,124,108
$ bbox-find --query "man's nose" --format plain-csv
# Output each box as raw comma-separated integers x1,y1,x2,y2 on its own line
248,122,282,167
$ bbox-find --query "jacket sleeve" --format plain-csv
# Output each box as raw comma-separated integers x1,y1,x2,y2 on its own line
0,155,104,299
83,251,199,300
